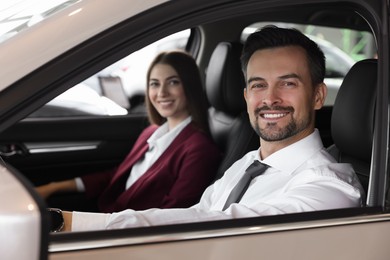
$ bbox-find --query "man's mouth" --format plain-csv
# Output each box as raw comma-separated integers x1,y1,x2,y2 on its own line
256,106,294,120
261,112,288,119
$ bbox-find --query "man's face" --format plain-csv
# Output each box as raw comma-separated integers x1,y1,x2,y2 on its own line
244,46,326,145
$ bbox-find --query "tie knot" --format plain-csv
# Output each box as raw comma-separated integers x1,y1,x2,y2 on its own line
246,160,269,178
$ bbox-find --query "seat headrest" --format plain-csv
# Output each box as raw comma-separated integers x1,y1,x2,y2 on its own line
331,59,377,162
206,42,246,116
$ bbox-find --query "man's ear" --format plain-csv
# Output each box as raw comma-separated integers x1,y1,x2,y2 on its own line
243,87,248,101
314,83,327,110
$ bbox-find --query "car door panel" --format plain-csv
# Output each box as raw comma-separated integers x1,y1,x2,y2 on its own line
49,208,390,260
0,114,149,186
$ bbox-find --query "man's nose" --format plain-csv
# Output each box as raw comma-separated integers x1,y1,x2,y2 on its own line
262,87,281,106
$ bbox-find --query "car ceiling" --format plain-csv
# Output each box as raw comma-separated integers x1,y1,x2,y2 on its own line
205,2,371,32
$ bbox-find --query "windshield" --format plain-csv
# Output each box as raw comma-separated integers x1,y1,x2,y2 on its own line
0,0,79,43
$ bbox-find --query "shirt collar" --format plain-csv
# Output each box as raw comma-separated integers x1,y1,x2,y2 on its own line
147,116,192,148
255,129,324,174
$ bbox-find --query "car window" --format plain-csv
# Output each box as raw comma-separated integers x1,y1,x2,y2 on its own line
28,29,191,118
241,22,376,106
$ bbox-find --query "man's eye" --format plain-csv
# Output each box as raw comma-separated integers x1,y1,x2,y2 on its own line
251,83,266,89
282,81,296,87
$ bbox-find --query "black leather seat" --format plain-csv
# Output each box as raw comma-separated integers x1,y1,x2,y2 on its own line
327,59,377,193
205,42,258,180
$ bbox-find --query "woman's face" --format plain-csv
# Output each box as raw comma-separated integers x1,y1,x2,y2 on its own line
148,63,189,127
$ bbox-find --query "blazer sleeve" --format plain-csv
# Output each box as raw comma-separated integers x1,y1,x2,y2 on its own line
159,132,222,208
81,168,117,199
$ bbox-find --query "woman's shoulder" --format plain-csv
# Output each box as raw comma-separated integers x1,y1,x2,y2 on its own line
180,123,219,149
139,124,159,137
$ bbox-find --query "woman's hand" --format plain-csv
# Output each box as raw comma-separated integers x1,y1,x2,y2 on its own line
36,179,78,199
36,183,57,199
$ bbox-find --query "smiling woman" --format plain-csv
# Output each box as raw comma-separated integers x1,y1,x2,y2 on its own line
36,51,222,214
147,64,189,129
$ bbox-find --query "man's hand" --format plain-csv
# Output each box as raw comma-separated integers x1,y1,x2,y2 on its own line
62,211,73,232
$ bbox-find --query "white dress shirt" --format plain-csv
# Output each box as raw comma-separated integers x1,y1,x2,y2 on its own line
71,129,365,231
125,117,191,189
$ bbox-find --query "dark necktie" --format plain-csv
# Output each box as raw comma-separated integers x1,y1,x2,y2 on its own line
222,160,269,210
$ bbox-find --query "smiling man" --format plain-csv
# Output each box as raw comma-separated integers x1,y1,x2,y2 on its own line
58,26,364,232
244,38,326,159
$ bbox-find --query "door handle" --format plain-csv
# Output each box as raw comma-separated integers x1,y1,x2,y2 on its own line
0,144,28,157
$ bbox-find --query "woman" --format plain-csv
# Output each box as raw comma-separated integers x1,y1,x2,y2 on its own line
37,51,221,212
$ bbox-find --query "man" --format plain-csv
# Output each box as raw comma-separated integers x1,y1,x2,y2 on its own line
59,26,364,231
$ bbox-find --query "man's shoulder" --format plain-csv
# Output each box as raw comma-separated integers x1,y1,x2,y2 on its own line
295,148,357,183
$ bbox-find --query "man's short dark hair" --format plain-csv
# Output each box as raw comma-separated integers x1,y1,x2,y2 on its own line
241,25,326,86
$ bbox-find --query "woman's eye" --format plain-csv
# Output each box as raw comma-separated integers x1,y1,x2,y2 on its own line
149,81,159,88
168,79,181,85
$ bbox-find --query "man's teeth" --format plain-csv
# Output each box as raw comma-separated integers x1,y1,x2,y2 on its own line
263,113,286,119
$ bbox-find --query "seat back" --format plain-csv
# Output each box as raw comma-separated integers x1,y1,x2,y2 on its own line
327,59,377,192
206,42,258,180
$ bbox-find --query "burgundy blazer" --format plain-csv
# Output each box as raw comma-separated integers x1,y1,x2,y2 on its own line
81,123,221,212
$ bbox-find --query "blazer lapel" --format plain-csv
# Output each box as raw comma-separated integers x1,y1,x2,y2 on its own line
111,142,149,184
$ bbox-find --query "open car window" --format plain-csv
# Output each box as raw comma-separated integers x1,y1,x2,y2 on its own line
28,29,191,118
41,22,377,233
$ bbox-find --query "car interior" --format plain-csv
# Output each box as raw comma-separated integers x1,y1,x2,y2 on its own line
327,59,377,194
205,41,259,181
0,1,379,215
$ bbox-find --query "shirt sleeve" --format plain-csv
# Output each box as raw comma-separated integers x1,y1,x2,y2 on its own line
72,207,233,231
71,179,260,231
71,180,362,232
71,164,363,231
71,183,229,231
74,177,85,192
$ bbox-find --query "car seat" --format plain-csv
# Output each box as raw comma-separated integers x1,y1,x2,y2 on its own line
205,42,259,180
327,59,377,193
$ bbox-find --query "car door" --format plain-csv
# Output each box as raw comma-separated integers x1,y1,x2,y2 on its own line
46,0,389,258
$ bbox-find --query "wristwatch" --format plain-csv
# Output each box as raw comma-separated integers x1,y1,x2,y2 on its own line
48,208,64,232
